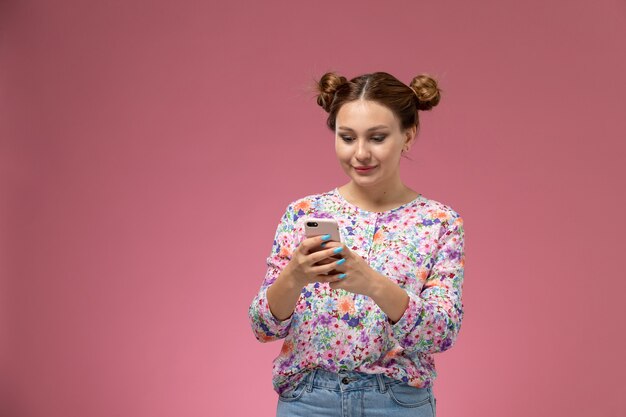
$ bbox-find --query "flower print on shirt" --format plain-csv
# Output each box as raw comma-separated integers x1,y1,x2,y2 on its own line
249,188,465,395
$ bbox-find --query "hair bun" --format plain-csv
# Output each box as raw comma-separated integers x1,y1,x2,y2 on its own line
409,74,441,111
316,72,348,112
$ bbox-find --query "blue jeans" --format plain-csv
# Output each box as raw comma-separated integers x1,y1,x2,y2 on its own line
276,369,436,417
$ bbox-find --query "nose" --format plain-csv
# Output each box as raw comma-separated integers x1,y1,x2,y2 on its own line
354,139,370,161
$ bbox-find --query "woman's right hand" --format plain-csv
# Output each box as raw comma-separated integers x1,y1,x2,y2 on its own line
267,234,346,321
285,235,346,288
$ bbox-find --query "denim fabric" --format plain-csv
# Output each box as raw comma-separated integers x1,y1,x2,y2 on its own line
276,369,436,417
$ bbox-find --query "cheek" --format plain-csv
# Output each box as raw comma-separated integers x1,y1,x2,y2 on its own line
373,148,396,164
383,144,404,162
334,143,351,162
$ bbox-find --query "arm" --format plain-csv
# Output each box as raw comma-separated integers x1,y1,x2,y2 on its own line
248,204,298,343
389,212,465,353
367,273,410,324
248,205,344,342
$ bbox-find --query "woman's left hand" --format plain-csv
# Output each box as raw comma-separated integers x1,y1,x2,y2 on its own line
317,241,410,323
316,241,381,296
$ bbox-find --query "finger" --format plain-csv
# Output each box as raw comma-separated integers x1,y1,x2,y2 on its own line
313,254,347,267
321,242,347,255
323,258,347,274
309,245,345,264
310,240,341,255
299,234,333,254
313,258,335,266
328,274,348,287
310,260,343,276
320,240,341,248
315,273,345,284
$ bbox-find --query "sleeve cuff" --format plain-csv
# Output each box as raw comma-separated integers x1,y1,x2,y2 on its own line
390,291,423,348
256,287,293,339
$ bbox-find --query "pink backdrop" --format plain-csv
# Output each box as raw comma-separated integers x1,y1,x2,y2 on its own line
2,0,625,416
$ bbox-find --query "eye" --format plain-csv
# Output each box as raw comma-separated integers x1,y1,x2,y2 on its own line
339,135,355,143
370,135,387,143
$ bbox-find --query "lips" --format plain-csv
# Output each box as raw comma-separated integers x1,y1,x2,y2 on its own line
353,166,376,173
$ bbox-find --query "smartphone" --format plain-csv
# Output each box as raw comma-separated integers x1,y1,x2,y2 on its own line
304,218,342,242
304,218,342,264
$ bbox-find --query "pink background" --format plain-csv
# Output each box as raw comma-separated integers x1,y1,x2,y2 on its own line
1,0,625,416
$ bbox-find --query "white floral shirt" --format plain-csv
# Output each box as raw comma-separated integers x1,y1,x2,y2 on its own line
249,188,465,394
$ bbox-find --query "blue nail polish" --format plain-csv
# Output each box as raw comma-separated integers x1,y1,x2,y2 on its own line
321,242,328,247
321,234,331,241
333,247,343,254
336,258,346,266
338,273,347,279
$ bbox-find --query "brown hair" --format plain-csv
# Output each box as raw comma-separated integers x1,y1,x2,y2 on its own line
315,71,441,132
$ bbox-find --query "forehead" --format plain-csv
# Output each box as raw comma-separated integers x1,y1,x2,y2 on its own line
336,100,400,131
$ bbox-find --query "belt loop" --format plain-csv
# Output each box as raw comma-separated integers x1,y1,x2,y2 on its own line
375,373,387,393
306,369,317,392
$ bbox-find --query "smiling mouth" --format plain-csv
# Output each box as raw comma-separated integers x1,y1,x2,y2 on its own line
353,166,376,172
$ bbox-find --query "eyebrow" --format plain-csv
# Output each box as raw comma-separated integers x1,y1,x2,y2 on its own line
337,125,389,132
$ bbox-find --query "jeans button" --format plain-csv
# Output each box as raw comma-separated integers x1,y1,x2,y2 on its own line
341,377,350,384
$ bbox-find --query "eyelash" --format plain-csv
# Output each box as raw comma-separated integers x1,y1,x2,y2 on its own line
340,135,387,143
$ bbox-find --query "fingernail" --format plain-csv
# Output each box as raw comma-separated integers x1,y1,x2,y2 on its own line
336,258,346,266
333,247,343,254
321,242,328,247
321,234,331,241
338,273,347,279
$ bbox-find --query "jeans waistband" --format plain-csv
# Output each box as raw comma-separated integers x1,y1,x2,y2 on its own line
302,369,401,393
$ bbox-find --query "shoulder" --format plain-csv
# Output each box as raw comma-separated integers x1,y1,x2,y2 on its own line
414,194,463,229
286,190,333,209
281,189,338,221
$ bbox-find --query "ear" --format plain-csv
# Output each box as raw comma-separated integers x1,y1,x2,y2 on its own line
403,125,417,151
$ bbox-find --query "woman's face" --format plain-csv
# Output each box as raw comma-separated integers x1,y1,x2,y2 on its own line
334,99,415,190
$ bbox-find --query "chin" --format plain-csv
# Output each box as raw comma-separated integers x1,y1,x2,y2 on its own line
350,176,381,188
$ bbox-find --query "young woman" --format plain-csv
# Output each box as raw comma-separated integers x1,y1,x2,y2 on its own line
249,71,465,417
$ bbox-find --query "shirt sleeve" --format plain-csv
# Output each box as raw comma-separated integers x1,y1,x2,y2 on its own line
390,212,465,353
248,204,298,343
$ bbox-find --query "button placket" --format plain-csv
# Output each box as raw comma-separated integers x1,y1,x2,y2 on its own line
365,211,377,260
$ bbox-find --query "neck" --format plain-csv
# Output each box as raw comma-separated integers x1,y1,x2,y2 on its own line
340,178,415,211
